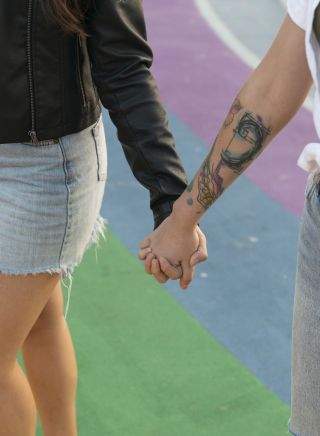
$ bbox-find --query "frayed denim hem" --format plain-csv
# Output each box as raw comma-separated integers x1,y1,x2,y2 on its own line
60,214,108,319
0,214,108,320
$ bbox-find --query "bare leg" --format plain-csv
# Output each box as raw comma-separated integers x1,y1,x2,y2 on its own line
22,281,78,436
0,272,60,436
0,361,37,436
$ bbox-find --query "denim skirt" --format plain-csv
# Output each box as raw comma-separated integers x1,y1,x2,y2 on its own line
289,170,320,436
0,114,107,317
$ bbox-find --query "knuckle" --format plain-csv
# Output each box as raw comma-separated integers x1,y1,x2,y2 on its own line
167,269,177,279
157,276,167,284
162,265,170,275
169,275,179,281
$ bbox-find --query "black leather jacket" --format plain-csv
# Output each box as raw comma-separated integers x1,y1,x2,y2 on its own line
0,0,187,227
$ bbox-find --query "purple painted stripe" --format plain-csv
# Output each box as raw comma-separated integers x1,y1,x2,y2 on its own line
144,0,317,215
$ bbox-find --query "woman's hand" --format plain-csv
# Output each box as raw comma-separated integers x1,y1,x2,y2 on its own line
139,215,208,289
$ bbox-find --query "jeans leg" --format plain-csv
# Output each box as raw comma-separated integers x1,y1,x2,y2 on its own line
290,173,320,436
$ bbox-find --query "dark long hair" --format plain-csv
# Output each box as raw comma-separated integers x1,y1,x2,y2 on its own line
43,0,91,36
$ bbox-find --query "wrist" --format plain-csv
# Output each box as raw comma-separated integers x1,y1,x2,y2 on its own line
171,197,200,231
152,199,177,229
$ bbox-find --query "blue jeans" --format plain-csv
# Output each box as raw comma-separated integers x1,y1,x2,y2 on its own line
289,171,320,436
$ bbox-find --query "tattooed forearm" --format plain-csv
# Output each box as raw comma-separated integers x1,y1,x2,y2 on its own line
194,101,272,211
194,139,225,210
196,157,224,210
222,112,271,173
223,99,243,128
186,180,194,205
196,149,216,210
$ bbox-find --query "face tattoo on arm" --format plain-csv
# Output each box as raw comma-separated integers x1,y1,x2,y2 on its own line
187,99,272,211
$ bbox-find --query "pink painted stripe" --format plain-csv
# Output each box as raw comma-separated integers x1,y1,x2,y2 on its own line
144,0,317,215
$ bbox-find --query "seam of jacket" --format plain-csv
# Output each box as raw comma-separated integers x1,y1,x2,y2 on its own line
110,87,164,196
60,35,66,129
34,0,39,132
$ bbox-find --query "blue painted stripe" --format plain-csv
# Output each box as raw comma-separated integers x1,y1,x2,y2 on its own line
100,109,299,405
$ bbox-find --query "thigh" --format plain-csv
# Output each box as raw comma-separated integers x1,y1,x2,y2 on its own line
0,141,68,272
58,115,107,265
27,280,64,336
0,272,60,369
290,172,320,435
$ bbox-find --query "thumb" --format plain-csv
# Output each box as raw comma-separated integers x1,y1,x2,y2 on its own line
179,261,195,290
190,228,208,267
139,237,151,250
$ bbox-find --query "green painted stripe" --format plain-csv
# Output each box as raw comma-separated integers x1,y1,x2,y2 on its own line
27,230,289,435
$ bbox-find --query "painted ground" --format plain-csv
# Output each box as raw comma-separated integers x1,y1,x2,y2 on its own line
34,0,319,434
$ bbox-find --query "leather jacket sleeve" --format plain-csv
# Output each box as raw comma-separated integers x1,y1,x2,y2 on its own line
86,0,188,227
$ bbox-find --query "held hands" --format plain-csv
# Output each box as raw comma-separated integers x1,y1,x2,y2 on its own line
138,214,208,289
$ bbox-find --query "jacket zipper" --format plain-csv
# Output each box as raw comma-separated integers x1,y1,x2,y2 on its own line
76,35,87,109
27,0,39,143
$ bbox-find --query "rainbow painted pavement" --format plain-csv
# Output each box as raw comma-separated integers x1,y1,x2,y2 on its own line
37,1,319,434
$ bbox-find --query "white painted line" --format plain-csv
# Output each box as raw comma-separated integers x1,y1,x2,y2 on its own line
279,0,287,9
194,0,260,69
194,0,313,112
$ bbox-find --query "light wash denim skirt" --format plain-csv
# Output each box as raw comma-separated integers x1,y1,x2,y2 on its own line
0,114,107,317
289,170,320,436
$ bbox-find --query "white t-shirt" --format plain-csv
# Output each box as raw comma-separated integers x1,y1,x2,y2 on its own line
287,0,320,172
